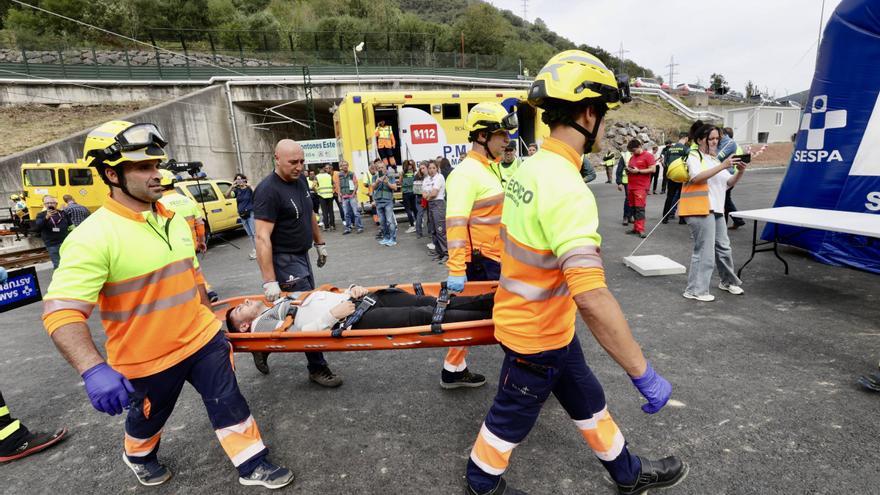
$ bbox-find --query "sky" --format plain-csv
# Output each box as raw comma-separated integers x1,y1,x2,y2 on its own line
486,0,843,98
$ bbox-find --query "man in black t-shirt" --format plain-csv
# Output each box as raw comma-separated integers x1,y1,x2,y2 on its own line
252,139,342,387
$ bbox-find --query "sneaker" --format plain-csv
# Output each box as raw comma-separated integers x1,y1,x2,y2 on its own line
639,232,648,239
436,255,448,264
356,229,364,234
386,240,397,247
309,366,343,388
379,238,391,246
122,453,173,486
616,456,688,495
426,242,436,250
0,428,67,463
622,218,629,226
252,352,270,375
682,292,715,302
625,229,640,236
858,373,880,393
248,249,257,260
207,291,220,303
405,226,416,234
441,368,486,389
239,458,295,489
342,229,351,235
678,218,687,225
466,477,528,495
718,282,744,295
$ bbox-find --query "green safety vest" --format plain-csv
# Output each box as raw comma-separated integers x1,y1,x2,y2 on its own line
316,173,334,199
372,174,394,202
339,171,356,196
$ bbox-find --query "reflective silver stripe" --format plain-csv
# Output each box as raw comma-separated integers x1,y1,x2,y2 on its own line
472,194,505,210
446,217,468,228
500,228,558,269
680,191,708,199
499,275,569,301
43,298,95,317
538,63,563,81
121,149,164,161
558,53,609,70
559,246,603,270
448,240,468,249
470,216,501,225
101,286,198,322
101,259,194,297
88,129,117,138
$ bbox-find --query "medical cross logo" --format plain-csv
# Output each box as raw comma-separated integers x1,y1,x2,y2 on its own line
800,95,847,150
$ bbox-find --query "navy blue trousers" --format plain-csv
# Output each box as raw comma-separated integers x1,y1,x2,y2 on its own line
273,252,328,372
465,254,501,282
124,332,266,477
466,335,641,492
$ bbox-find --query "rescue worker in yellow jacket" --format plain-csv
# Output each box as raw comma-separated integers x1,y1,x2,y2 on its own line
464,51,686,495
374,120,397,167
441,102,517,389
41,121,294,489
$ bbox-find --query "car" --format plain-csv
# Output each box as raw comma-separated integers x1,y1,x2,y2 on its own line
675,83,708,96
661,82,671,91
175,178,241,236
633,77,662,90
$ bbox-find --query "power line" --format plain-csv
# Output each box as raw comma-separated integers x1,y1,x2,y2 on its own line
522,0,529,22
666,55,679,89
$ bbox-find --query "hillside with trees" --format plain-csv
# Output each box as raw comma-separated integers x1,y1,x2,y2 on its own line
0,0,657,77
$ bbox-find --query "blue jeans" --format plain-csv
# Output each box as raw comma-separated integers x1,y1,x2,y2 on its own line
376,201,397,241
46,243,61,268
239,212,255,247
342,196,363,231
466,335,641,491
684,214,742,296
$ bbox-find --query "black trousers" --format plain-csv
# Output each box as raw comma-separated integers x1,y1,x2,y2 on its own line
353,289,494,329
0,390,29,455
724,187,745,226
663,180,682,220
310,193,321,214
320,197,335,228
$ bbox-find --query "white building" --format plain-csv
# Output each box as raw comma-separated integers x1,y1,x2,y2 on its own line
725,105,802,144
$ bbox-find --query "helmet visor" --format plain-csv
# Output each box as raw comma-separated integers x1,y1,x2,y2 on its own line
501,112,519,132
117,123,167,151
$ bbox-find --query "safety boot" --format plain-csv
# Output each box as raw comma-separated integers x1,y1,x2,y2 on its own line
616,456,688,495
465,478,528,495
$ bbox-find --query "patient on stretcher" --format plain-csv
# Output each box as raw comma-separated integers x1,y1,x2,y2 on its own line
225,286,494,333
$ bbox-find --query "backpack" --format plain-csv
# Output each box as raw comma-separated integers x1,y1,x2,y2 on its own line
666,148,702,183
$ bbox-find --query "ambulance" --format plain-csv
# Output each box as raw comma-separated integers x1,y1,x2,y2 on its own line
333,89,549,188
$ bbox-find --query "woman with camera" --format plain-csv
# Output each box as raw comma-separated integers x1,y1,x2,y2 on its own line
680,124,747,302
233,173,257,260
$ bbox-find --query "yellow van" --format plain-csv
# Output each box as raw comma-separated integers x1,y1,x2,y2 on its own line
21,161,108,220
173,178,241,235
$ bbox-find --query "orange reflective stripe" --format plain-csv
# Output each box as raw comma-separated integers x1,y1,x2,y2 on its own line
443,347,469,372
101,259,193,297
101,286,199,322
564,267,607,296
42,298,95,317
469,423,517,476
472,193,504,210
574,408,625,461
124,431,162,457
448,240,468,249
500,228,557,269
216,415,265,467
471,216,501,225
446,217,468,228
558,246,603,270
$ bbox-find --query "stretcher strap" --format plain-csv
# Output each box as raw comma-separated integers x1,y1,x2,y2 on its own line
431,282,450,334
413,283,424,296
332,295,376,337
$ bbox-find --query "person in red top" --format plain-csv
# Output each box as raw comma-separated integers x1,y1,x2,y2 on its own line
624,139,656,237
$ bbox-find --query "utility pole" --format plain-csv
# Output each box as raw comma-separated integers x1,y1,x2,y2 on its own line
666,55,679,88
522,0,528,22
617,42,629,74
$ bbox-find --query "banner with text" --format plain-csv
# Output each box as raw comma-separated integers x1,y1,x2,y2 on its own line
0,266,42,313
300,139,339,165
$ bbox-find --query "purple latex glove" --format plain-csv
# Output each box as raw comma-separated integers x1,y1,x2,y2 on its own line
81,363,135,416
629,362,672,414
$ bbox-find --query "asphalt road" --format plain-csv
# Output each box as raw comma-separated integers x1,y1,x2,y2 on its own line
3,168,878,494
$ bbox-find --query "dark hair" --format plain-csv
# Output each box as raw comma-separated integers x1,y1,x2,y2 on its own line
722,127,734,139
234,173,247,180
439,158,452,172
373,158,383,164
627,139,642,151
694,124,719,143
664,140,673,146
225,306,240,333
540,98,608,131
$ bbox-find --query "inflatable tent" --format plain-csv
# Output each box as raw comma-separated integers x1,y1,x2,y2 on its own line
768,0,880,274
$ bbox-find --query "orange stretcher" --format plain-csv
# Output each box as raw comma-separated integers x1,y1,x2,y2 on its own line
211,281,499,353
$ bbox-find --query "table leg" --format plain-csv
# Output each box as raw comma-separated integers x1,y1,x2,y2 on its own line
772,223,790,275
736,219,758,278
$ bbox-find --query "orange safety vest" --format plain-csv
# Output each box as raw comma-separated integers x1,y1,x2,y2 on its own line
375,126,396,149
678,151,711,216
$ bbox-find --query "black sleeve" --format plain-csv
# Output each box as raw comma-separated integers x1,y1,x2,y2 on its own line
253,183,277,222
33,211,46,232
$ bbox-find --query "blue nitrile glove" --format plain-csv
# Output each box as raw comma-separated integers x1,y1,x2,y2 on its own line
446,275,467,293
629,362,672,414
0,266,7,283
81,363,135,416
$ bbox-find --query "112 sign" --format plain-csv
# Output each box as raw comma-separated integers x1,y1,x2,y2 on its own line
410,124,439,144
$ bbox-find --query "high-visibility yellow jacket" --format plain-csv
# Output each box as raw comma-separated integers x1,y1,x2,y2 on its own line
445,151,505,276
494,137,608,354
316,172,334,199
159,190,205,243
498,158,520,185
375,126,396,149
42,195,219,379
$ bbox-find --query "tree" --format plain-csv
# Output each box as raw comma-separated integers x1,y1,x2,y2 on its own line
453,3,507,55
710,73,729,95
745,80,759,98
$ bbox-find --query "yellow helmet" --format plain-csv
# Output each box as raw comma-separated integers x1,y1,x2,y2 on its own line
465,102,518,136
82,120,168,168
10,194,20,201
527,50,629,110
158,169,176,187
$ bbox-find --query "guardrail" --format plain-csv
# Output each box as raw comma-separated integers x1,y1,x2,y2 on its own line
631,87,723,121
